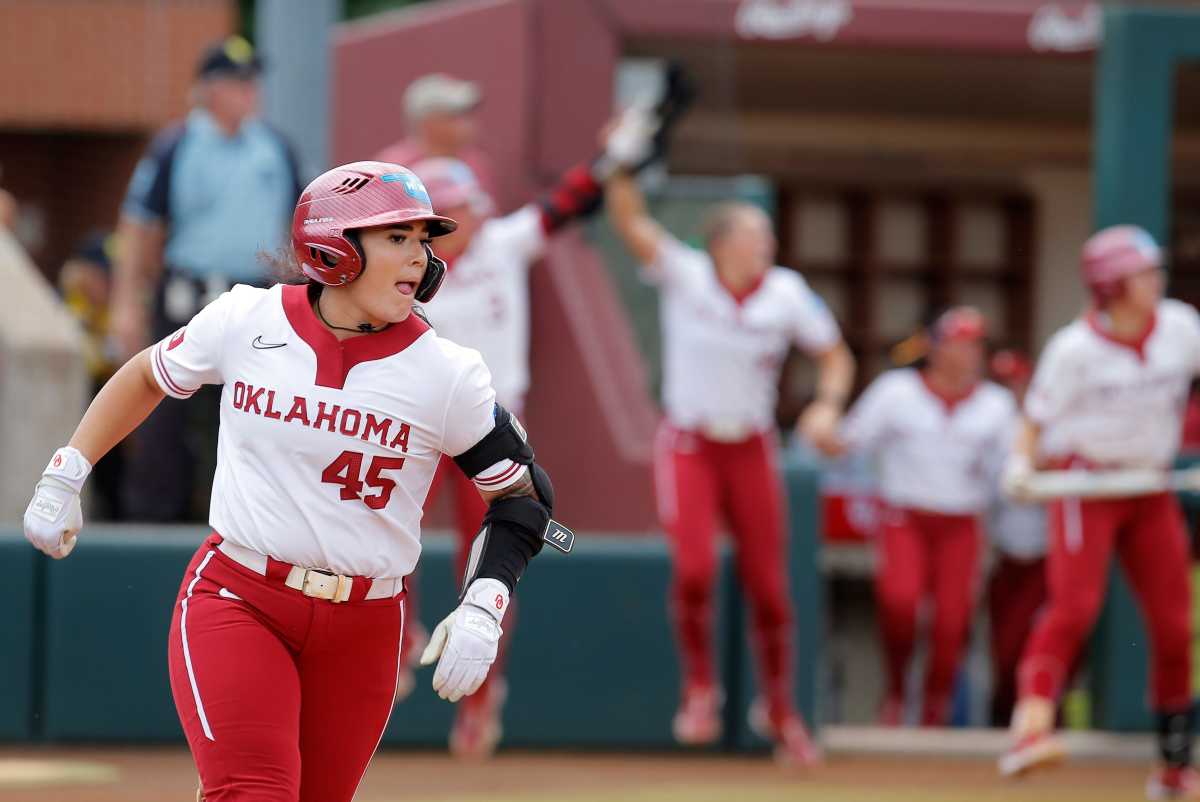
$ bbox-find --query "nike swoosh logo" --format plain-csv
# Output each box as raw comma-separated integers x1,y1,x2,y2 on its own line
252,336,287,350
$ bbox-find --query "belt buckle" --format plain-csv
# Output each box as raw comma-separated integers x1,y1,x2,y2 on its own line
302,568,350,603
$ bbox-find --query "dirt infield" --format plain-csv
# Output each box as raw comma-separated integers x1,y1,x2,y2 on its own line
0,747,1153,802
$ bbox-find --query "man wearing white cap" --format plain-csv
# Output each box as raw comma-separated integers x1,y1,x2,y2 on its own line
376,73,495,199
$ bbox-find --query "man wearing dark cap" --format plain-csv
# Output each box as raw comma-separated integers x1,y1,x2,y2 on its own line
375,73,495,198
109,35,301,521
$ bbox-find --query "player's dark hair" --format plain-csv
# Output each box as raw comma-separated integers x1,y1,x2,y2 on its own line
257,247,308,286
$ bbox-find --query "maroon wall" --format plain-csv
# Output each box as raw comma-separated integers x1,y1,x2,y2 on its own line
331,0,1100,533
333,0,536,211
332,0,659,532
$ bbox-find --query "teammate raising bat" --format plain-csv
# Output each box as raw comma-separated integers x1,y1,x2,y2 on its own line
22,162,567,802
603,106,855,764
1000,226,1199,799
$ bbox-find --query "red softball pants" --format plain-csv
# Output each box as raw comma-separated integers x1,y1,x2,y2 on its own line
987,555,1047,726
168,534,404,802
1019,492,1192,712
875,508,982,725
654,424,796,720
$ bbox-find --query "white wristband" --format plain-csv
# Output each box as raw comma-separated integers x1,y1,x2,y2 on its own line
462,578,510,624
43,446,92,494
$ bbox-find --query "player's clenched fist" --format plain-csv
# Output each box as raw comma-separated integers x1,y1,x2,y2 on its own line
420,578,508,703
23,446,91,559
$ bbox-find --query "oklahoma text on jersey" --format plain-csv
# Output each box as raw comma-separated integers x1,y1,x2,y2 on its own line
228,381,413,452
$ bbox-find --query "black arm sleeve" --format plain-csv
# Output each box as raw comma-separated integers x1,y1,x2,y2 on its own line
466,496,551,594
456,409,572,596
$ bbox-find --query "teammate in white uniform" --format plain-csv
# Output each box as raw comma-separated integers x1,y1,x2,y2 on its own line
22,162,568,802
827,307,1015,725
604,112,856,764
1001,226,1200,800
394,141,619,756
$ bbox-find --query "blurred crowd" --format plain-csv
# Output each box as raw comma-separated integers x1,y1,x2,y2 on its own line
2,35,1196,745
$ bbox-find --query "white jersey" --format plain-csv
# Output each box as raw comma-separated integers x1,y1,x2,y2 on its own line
419,204,545,409
1027,299,1200,468
842,368,1016,514
649,233,840,438
149,283,525,579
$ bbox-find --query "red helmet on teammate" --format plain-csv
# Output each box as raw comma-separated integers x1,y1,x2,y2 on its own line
291,161,457,298
410,157,494,216
1081,224,1163,305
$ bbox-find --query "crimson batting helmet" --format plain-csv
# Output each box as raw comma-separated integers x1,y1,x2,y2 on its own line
1081,224,1162,305
291,161,457,300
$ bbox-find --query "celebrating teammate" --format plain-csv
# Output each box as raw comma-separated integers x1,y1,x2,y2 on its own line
23,162,567,802
603,111,855,764
823,308,1016,726
1001,226,1198,799
402,149,610,757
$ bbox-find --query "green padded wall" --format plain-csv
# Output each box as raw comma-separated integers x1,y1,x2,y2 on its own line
0,535,37,740
40,526,206,740
1090,6,1200,730
7,461,820,747
386,538,736,748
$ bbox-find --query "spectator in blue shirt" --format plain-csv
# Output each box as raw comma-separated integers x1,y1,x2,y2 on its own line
109,36,301,521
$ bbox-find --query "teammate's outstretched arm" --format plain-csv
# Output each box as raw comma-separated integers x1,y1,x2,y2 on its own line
605,169,668,269
23,348,165,558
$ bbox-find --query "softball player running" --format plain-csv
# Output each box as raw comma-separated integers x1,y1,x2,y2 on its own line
22,162,568,802
825,308,1016,726
1001,226,1199,800
402,152,610,757
603,110,855,764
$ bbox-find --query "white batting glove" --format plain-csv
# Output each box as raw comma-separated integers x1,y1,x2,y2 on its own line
603,103,658,170
419,578,508,703
1002,453,1035,502
23,446,91,559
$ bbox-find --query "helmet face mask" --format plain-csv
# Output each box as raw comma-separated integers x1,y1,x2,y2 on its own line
291,161,457,299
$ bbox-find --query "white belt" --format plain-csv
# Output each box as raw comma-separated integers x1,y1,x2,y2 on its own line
698,420,757,443
217,540,403,602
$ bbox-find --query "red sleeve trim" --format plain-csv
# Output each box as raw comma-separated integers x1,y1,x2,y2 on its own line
473,461,524,487
154,344,195,398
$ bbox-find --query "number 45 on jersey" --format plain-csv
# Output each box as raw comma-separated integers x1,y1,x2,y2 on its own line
321,450,405,509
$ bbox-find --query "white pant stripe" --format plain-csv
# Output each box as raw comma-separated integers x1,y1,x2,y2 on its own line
181,550,217,741
350,599,405,800
1063,497,1083,554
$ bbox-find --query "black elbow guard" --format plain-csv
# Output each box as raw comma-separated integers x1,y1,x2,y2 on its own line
462,489,574,596
455,405,574,596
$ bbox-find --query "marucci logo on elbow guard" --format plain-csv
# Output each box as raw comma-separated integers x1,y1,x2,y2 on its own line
542,520,575,554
